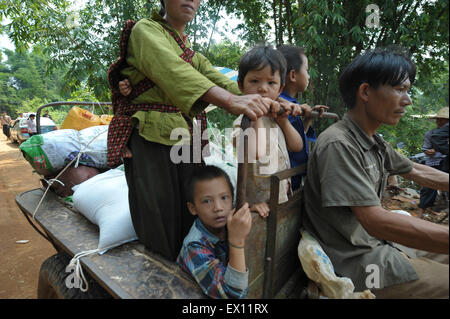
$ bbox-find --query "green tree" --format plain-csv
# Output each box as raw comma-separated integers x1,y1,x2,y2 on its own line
1,0,448,143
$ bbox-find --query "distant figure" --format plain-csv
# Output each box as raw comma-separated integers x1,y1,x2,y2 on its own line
1,111,12,139
418,107,449,216
27,114,37,136
43,110,53,120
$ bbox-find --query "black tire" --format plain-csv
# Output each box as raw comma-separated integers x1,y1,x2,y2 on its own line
37,253,113,299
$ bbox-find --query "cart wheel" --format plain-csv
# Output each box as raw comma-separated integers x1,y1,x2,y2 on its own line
38,253,113,299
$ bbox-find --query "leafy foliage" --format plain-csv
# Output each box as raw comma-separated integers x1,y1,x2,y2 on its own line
1,0,448,156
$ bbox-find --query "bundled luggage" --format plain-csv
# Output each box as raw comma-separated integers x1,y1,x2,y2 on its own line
60,107,112,131
19,125,109,176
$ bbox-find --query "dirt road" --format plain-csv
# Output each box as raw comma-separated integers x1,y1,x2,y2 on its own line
0,135,56,299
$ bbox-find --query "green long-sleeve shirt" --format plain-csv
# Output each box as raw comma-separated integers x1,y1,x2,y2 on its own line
121,11,240,146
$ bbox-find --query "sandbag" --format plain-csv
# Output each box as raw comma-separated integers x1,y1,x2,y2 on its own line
72,167,137,251
298,229,375,299
19,125,108,175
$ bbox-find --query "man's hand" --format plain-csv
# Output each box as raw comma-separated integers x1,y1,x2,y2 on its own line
250,202,270,218
119,79,132,97
424,149,436,156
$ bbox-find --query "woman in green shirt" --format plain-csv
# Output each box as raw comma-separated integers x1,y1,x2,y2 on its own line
112,0,274,261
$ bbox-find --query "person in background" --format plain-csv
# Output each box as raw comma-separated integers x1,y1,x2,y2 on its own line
43,110,53,121
418,106,449,217
1,111,12,139
27,114,37,136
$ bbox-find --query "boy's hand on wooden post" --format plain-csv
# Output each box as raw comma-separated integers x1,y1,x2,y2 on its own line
311,105,329,117
250,202,270,219
263,97,281,118
290,103,303,117
299,104,312,117
227,203,252,248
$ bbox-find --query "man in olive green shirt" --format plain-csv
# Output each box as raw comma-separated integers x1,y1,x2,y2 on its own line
303,48,449,298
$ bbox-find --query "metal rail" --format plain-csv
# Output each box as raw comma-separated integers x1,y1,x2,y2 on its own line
35,101,112,134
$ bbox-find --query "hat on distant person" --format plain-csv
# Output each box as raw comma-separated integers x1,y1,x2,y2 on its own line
431,107,449,119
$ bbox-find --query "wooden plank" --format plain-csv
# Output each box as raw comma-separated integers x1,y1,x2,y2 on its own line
15,188,205,299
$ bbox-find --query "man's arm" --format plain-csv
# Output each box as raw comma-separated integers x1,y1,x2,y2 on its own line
400,162,449,191
422,130,436,156
352,205,449,254
422,130,433,152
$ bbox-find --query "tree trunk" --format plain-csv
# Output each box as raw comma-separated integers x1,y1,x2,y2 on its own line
206,4,223,55
273,0,279,45
278,0,284,45
285,0,293,43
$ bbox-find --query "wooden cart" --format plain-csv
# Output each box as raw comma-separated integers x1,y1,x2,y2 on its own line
16,101,339,298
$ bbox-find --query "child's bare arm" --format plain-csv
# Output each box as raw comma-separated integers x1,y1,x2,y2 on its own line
275,115,303,152
227,203,252,272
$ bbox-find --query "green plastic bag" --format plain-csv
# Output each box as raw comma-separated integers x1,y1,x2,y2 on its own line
19,135,55,176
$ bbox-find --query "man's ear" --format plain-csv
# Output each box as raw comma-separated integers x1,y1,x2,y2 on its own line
187,202,197,216
357,83,371,103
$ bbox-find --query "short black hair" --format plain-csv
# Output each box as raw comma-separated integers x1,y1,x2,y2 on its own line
339,47,416,109
186,165,234,204
277,44,305,78
238,45,287,87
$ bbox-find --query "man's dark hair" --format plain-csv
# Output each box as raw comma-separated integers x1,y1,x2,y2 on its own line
277,44,305,78
339,47,416,109
238,45,287,87
186,165,234,203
